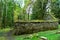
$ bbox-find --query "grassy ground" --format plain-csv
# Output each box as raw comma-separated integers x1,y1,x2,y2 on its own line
14,30,60,40
0,25,60,40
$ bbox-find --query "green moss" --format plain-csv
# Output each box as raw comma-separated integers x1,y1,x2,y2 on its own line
15,19,58,22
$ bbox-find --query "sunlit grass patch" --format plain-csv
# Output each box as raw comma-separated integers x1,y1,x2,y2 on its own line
0,37,6,40
0,28,13,33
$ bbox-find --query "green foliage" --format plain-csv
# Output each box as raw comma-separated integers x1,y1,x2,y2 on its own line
51,0,57,2
51,0,60,19
0,0,3,27
18,0,31,20
31,0,48,20
0,0,15,28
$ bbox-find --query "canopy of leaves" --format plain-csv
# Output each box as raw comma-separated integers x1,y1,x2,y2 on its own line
51,0,60,19
31,0,48,20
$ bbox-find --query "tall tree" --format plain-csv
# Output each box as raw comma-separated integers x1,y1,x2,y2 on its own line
0,0,15,28
31,0,48,20
0,0,3,28
51,0,60,18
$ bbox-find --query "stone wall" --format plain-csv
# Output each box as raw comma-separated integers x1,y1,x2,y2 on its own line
14,22,58,35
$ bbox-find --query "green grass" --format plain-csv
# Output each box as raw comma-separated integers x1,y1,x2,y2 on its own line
0,25,60,40
0,28,12,33
14,30,60,40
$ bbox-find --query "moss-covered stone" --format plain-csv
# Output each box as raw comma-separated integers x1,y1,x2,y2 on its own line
13,21,58,35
